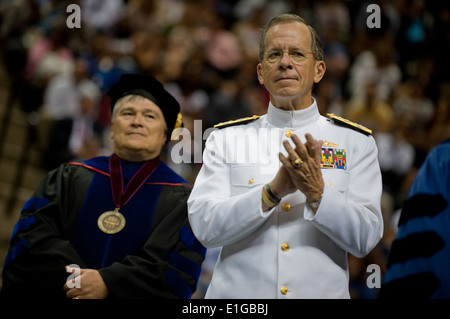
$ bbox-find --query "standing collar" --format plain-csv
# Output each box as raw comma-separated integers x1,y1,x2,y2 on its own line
266,98,321,128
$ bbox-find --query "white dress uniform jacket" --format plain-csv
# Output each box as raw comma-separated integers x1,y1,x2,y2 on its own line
188,100,383,299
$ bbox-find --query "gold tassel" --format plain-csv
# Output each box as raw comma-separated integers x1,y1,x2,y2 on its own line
170,112,183,141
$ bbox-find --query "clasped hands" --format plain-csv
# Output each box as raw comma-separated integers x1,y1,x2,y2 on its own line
265,133,324,211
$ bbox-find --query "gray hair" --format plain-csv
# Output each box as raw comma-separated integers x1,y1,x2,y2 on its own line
111,94,168,131
258,13,324,62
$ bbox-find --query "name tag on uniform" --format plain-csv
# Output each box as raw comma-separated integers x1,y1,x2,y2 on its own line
321,141,347,170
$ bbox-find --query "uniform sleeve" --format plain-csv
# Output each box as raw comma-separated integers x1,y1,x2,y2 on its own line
99,186,206,299
305,134,384,257
1,165,86,299
187,129,274,248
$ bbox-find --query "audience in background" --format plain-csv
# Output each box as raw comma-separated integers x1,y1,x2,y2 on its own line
1,0,449,299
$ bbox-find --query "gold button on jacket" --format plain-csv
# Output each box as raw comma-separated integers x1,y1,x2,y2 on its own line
281,243,290,252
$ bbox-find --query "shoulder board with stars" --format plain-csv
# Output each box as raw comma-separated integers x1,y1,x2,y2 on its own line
214,115,261,129
326,113,372,136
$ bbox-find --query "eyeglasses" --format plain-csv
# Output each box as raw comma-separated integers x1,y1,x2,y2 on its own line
264,49,313,65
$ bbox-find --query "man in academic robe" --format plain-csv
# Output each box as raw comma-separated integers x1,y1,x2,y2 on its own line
1,73,206,299
379,138,450,299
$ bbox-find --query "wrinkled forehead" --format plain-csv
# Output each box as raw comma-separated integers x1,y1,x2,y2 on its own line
265,22,312,49
112,94,163,119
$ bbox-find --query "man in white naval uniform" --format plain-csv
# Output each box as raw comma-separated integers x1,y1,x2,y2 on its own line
188,14,383,299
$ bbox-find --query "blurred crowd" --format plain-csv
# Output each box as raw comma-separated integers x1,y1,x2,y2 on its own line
1,0,449,299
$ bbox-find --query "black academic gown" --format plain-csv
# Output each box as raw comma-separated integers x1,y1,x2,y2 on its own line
1,155,206,299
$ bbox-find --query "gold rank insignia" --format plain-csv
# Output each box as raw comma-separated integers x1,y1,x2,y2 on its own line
214,115,261,129
321,141,347,170
326,113,372,135
322,140,338,147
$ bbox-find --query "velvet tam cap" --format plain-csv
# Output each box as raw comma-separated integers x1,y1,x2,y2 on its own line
108,73,181,136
